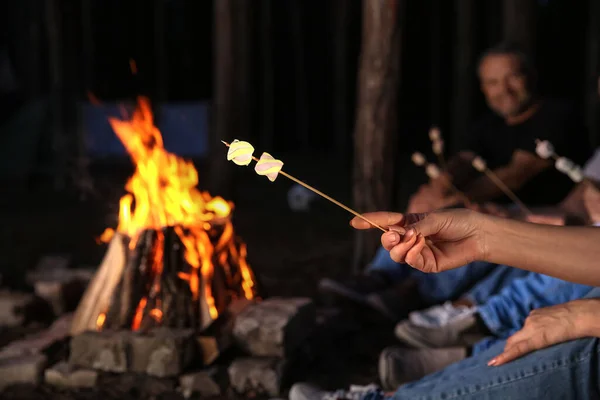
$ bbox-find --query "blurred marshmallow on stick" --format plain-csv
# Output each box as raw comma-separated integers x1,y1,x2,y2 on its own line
535,139,585,183
428,126,447,172
412,152,471,207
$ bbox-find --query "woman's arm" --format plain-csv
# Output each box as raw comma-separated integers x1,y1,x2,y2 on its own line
482,215,600,286
351,209,600,287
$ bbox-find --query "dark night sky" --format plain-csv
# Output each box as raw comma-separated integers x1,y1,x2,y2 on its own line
0,0,594,153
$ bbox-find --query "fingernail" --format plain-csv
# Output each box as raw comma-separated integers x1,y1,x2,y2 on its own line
487,358,497,366
384,231,400,245
404,228,415,240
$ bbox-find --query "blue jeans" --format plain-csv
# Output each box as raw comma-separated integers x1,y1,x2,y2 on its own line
472,274,594,354
368,247,521,305
388,338,600,399
386,287,600,399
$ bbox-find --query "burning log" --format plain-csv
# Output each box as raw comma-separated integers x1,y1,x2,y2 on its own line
70,234,127,335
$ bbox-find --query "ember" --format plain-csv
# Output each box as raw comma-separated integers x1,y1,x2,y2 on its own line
73,97,257,333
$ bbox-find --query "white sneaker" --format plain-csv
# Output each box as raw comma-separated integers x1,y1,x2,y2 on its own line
289,383,382,400
408,301,477,328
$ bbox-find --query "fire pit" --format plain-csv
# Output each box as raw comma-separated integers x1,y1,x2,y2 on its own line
25,98,318,398
71,98,257,335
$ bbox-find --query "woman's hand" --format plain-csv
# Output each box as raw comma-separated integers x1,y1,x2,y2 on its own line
489,299,600,366
350,209,488,273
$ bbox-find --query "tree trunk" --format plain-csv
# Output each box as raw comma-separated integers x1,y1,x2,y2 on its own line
210,0,253,198
13,0,42,98
429,0,442,125
72,0,95,199
288,0,309,150
452,0,475,149
154,0,168,103
45,0,66,190
259,0,274,150
585,0,600,147
503,0,537,53
352,0,403,270
332,0,350,158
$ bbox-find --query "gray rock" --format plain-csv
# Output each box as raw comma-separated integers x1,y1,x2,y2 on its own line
30,255,72,279
0,291,36,327
69,330,130,372
130,328,196,378
0,314,72,360
228,357,285,397
179,368,222,398
44,361,98,388
232,297,316,357
0,353,47,389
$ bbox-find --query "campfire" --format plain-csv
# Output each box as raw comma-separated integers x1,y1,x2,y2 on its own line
71,97,257,335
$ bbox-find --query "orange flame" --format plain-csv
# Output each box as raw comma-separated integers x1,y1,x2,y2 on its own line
99,97,256,330
96,312,106,330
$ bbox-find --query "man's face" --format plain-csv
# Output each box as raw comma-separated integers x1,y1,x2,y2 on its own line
479,54,532,118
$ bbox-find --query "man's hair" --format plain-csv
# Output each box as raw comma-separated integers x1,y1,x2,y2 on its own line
477,41,536,81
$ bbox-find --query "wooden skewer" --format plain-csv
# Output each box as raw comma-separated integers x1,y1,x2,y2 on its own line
412,152,472,207
441,175,471,207
221,141,392,233
471,157,532,215
482,170,532,214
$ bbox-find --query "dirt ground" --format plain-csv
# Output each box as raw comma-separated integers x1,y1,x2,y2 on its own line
0,155,417,399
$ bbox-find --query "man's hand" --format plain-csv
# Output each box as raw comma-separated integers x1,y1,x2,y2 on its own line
350,209,487,273
468,203,510,218
583,182,600,224
525,213,565,226
489,299,600,366
407,184,462,214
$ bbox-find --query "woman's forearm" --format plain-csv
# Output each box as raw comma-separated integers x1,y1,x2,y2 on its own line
482,215,600,286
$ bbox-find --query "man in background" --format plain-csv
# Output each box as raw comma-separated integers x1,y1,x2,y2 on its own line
319,42,592,321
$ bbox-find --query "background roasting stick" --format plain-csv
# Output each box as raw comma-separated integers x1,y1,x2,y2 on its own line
222,141,392,233
428,126,448,172
471,156,532,215
411,152,471,207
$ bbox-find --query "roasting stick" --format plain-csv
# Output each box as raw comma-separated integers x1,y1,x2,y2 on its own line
471,156,532,215
221,141,391,233
412,152,471,207
428,126,448,172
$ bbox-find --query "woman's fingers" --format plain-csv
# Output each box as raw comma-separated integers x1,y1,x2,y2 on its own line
389,232,419,263
382,228,415,251
350,212,405,230
490,338,538,366
405,234,427,270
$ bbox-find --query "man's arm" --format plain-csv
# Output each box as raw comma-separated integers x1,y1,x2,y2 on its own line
463,150,551,202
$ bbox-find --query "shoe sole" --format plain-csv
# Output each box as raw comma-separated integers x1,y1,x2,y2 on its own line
378,348,402,391
394,321,433,349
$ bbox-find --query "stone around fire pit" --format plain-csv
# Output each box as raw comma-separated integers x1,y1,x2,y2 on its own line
44,361,98,388
228,357,286,397
0,291,37,327
179,367,222,398
130,328,196,378
233,297,316,357
69,331,130,373
0,353,47,389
